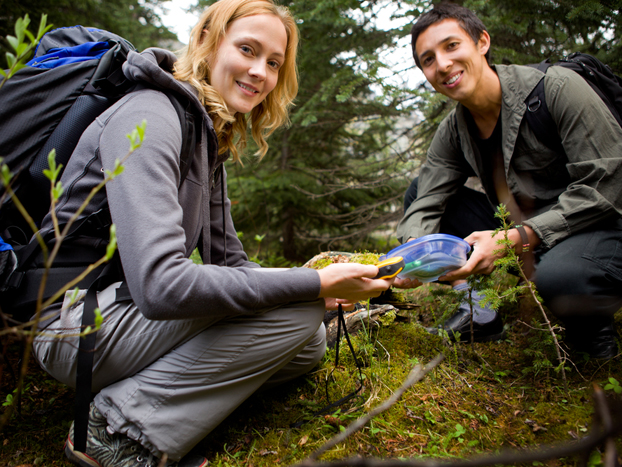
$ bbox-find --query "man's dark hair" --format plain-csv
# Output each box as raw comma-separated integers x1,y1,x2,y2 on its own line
411,2,490,69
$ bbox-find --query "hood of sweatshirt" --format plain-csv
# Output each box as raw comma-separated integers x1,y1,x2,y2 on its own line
123,47,213,130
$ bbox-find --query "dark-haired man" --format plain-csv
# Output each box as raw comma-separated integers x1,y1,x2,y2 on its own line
394,3,622,359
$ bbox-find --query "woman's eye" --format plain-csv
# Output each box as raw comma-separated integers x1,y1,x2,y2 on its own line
240,45,252,54
422,56,433,66
268,60,280,70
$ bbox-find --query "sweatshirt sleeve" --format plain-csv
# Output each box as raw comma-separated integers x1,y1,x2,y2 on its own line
99,90,321,320
523,67,622,248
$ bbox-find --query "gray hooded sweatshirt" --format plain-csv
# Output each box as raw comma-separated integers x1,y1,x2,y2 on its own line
42,48,321,321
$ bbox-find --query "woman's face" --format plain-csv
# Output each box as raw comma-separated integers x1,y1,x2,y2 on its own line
210,14,288,115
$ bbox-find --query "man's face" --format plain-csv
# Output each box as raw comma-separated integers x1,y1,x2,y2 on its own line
415,19,490,104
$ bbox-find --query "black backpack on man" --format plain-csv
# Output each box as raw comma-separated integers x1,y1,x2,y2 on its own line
525,52,622,152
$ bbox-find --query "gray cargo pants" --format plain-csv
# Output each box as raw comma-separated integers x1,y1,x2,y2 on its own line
32,282,326,461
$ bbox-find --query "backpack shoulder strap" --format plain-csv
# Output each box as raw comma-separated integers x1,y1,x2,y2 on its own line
524,60,565,153
165,92,198,185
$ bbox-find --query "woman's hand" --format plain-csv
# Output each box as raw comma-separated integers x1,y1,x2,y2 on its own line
324,297,356,312
317,263,393,303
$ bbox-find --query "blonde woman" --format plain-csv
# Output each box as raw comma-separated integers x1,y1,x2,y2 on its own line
32,0,393,465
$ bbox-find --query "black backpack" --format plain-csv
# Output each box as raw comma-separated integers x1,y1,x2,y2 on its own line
0,25,198,316
524,52,622,153
0,25,199,454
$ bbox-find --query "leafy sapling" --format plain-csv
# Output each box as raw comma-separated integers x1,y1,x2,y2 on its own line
0,14,52,84
483,204,569,393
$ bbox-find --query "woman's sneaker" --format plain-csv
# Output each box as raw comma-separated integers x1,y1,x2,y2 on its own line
65,403,208,467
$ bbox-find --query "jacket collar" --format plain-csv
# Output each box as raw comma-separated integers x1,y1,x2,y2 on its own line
452,64,545,178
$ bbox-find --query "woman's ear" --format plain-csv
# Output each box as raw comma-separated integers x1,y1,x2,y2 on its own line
199,28,209,45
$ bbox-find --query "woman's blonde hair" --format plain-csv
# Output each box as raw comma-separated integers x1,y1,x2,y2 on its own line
173,0,299,163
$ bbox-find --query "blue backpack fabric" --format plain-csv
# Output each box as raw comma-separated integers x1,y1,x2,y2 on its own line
27,41,110,68
524,52,622,154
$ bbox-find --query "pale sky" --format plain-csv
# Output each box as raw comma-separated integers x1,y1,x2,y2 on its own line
159,0,199,45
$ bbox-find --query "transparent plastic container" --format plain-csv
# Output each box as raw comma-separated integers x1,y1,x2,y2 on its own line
380,234,471,283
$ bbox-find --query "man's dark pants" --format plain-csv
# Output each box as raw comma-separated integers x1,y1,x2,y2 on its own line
404,178,622,336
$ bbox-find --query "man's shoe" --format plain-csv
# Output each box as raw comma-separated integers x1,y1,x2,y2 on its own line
567,323,619,360
426,309,505,343
65,403,209,467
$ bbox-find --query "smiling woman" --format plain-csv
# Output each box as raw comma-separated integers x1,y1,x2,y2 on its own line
30,1,393,466
173,0,300,162
209,14,287,115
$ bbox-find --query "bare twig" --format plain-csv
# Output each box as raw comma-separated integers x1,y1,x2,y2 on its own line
291,386,621,467
302,353,445,462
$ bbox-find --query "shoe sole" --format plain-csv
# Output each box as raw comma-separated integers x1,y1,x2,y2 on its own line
65,436,102,467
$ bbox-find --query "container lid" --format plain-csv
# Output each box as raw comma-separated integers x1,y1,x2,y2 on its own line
381,234,471,283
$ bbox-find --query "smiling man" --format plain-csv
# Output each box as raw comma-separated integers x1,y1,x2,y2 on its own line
394,3,622,359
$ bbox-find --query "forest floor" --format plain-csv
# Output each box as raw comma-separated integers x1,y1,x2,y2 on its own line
1,274,621,467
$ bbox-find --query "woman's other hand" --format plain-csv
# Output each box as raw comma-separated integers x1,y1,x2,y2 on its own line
317,263,393,303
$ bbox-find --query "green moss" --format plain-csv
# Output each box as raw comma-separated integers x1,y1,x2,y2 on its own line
3,277,621,466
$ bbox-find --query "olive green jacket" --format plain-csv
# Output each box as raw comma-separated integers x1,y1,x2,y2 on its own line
397,64,622,249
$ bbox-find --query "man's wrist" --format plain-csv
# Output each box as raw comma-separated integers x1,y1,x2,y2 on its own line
514,225,530,253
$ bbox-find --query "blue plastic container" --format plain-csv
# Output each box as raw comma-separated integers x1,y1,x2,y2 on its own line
380,234,471,283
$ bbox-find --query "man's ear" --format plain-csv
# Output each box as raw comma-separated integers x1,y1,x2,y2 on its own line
478,30,491,56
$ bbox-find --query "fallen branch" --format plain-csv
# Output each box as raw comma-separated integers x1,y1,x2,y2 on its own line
291,386,621,467
298,353,445,463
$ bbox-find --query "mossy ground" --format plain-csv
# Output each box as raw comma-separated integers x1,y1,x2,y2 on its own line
2,273,621,466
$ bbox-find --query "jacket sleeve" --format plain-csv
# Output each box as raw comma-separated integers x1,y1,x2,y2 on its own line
396,113,471,243
99,90,321,320
523,67,622,248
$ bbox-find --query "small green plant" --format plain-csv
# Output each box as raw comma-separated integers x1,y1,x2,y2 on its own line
603,376,622,394
1,14,52,85
476,204,570,393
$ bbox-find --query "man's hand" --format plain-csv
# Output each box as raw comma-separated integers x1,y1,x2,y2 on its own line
439,226,540,281
392,275,423,289
317,263,394,303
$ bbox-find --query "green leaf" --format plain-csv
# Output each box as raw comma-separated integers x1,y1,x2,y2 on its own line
6,35,19,52
1,164,13,186
5,52,16,68
105,224,118,260
51,180,64,200
14,15,30,42
69,287,80,306
94,308,103,329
